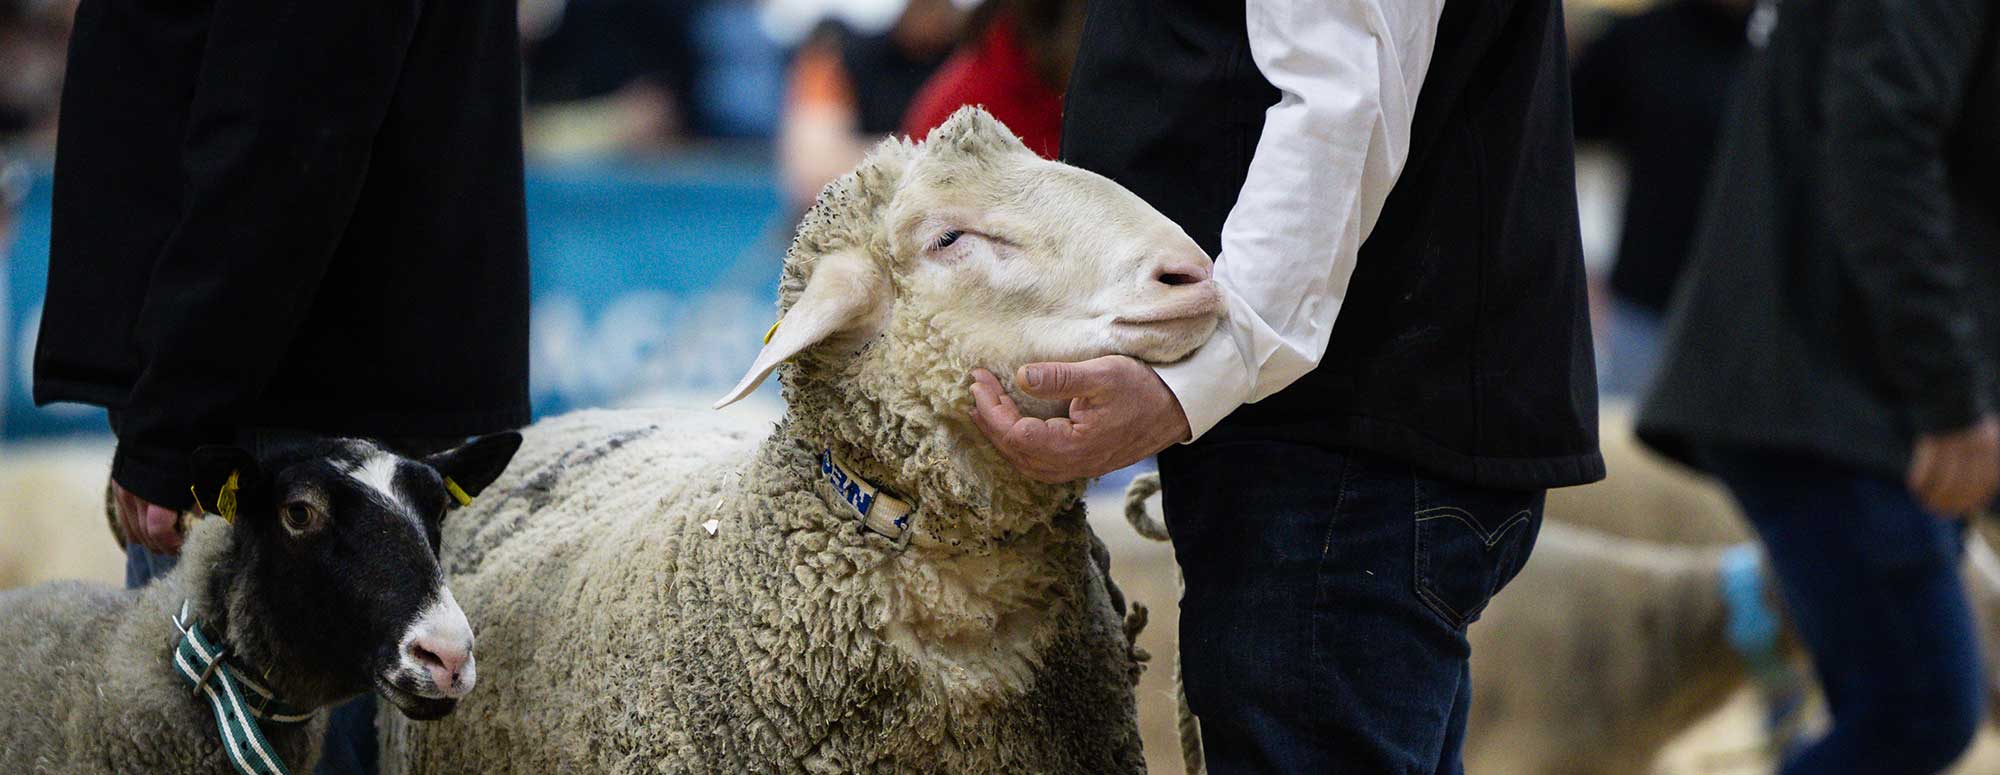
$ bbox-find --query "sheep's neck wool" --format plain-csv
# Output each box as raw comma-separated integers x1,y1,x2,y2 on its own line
170,601,310,775
820,448,916,546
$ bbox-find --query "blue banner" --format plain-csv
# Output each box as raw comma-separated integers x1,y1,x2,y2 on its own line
1,156,787,440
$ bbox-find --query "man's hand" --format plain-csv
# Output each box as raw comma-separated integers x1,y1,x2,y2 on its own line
1908,415,2000,518
111,480,184,555
968,355,1191,484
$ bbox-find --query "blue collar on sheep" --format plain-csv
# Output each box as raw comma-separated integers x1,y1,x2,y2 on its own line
819,448,917,549
170,601,310,775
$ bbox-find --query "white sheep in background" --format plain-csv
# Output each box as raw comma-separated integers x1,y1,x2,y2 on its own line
0,436,519,775
1463,520,1799,775
383,107,1221,774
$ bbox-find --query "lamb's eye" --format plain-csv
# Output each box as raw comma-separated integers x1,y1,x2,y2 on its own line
280,502,322,532
932,229,964,250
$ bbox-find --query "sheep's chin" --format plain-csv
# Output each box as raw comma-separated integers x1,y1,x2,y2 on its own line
1107,315,1220,365
379,683,459,721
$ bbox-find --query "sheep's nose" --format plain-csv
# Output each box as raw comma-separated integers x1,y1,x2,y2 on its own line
1150,255,1212,289
407,636,475,697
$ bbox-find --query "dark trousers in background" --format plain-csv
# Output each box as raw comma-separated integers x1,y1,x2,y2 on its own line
1705,447,1985,775
1158,440,1544,775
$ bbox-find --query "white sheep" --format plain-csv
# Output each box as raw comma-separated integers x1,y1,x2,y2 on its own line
382,107,1220,774
0,435,519,775
1461,520,1801,775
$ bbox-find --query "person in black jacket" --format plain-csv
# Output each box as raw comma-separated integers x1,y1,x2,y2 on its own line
33,0,529,771
968,0,1600,770
1571,0,1751,395
1638,0,2000,771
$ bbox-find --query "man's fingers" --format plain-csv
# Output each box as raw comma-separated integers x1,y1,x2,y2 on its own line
1017,356,1123,402
970,373,1025,435
144,505,183,554
1007,415,1082,455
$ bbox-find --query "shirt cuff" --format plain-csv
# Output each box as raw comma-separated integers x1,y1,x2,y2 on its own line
1155,325,1256,442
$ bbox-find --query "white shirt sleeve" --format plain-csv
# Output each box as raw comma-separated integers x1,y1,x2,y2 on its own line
1155,0,1447,440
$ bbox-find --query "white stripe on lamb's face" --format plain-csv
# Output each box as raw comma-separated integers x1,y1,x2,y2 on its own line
349,450,410,513
346,448,433,541
392,587,477,699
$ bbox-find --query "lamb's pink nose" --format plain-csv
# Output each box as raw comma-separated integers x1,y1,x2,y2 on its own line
407,636,474,697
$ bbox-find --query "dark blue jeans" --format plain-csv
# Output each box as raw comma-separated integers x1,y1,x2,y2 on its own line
1159,440,1544,774
1705,447,1984,775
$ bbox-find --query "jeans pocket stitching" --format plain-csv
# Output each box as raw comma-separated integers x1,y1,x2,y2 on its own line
1413,490,1537,629
1415,506,1534,548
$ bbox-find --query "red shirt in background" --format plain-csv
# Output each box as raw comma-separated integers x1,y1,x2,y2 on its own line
900,15,1063,160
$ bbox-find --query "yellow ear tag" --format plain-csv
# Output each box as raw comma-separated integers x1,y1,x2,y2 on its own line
215,471,240,524
443,477,474,508
763,319,781,344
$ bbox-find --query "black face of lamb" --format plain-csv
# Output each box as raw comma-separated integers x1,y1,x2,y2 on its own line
190,433,521,719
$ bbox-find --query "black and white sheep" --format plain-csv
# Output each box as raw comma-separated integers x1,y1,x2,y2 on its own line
0,434,519,775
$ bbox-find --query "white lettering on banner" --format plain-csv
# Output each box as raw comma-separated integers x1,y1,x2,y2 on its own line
530,289,769,410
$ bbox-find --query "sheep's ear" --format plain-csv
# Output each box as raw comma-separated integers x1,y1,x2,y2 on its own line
424,432,524,507
715,249,888,409
190,446,263,521
923,106,1027,158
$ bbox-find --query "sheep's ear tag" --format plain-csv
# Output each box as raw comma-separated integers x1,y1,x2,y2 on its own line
190,470,242,523
443,477,475,508
763,319,781,344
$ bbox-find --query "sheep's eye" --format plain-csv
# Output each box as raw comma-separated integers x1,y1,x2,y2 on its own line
931,229,964,250
280,502,322,532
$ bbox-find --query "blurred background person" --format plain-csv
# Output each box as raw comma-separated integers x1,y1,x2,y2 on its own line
899,0,1083,159
1639,0,2000,772
1571,0,1751,395
777,0,964,209
0,0,75,151
519,0,704,153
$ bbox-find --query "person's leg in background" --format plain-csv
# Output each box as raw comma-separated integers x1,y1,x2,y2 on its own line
1706,447,1984,775
1600,295,1667,398
1159,439,1542,774
122,544,178,589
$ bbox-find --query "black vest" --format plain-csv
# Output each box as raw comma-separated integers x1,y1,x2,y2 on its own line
1063,0,1603,488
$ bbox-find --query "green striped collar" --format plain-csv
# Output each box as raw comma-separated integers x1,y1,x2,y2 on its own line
171,601,313,775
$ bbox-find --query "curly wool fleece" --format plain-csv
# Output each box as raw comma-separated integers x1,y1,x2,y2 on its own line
384,112,1150,775
0,520,330,775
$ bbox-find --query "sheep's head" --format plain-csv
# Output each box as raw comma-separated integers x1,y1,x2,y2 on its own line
717,107,1220,416
192,434,521,718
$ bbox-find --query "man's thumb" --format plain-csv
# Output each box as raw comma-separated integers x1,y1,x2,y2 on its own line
1018,360,1104,400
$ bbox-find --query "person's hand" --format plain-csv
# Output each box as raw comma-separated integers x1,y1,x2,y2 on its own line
1907,415,2000,518
111,480,184,555
968,356,1191,484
